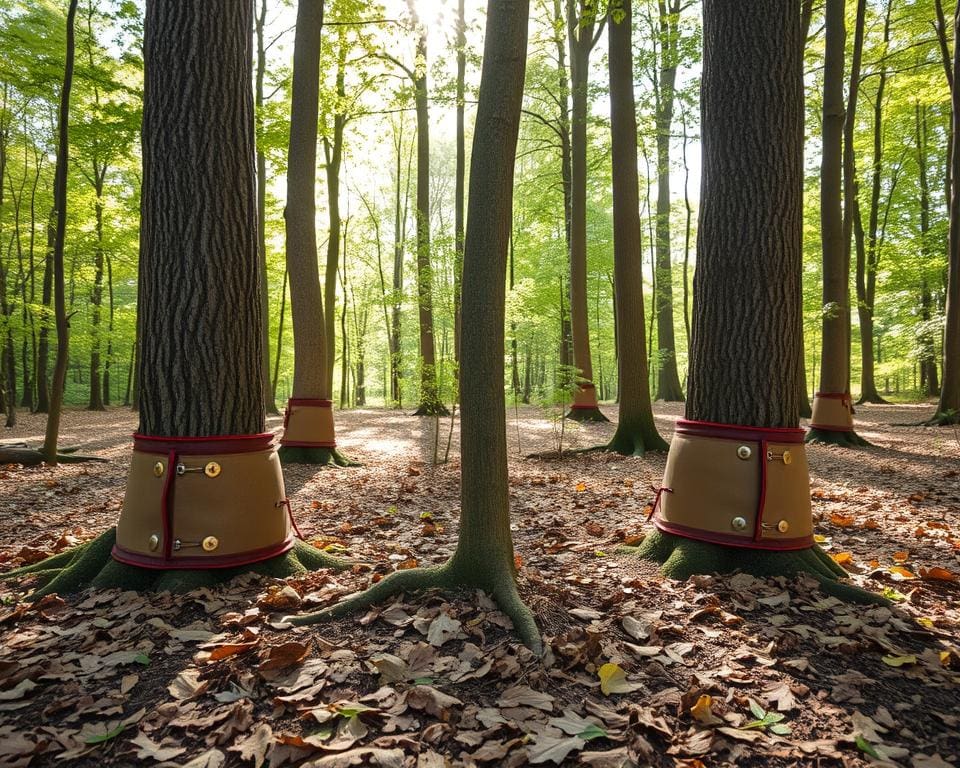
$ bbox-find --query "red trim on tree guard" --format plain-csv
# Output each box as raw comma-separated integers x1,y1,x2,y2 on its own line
653,518,814,551
570,404,601,410
111,537,295,570
287,398,333,406
808,423,854,432
674,419,805,443
578,383,596,389
814,391,852,400
277,439,338,448
132,432,275,455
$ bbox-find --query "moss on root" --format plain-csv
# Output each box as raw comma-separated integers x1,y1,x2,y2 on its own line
920,411,960,427
565,406,610,423
1,528,351,600
625,529,887,605
285,558,543,655
412,403,451,417
604,425,669,456
278,445,360,467
805,428,872,447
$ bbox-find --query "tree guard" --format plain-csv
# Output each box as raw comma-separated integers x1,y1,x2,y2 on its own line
652,420,813,551
571,382,599,410
113,433,294,569
809,391,854,432
280,398,337,449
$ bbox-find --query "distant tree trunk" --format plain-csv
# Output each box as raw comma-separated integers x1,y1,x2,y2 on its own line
103,253,114,405
389,122,409,407
35,209,54,413
42,0,79,462
916,106,939,398
653,0,684,402
809,0,867,445
409,25,444,416
605,0,667,456
855,0,892,405
272,266,287,402
255,0,278,416
566,0,607,421
453,0,465,370
87,167,107,411
323,28,347,396
680,104,693,355
934,2,960,424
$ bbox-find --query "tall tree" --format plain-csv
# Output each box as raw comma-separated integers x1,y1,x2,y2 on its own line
808,0,869,446
289,0,541,653
928,3,960,425
278,0,355,466
602,0,666,456
633,0,879,604
652,0,685,402
453,0,466,370
8,0,341,595
565,0,607,422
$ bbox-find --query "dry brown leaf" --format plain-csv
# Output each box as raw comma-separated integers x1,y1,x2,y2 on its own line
258,641,310,672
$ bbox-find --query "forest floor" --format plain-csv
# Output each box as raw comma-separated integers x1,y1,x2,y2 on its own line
0,402,958,768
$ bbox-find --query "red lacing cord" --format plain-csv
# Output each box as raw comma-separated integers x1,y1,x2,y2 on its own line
646,485,673,521
280,498,304,540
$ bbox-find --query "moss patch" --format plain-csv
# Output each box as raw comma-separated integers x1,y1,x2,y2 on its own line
805,428,872,447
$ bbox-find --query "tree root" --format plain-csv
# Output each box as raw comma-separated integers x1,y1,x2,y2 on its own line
285,559,543,655
278,446,360,467
565,406,610,423
805,428,872,447
0,448,108,465
601,427,669,457
918,411,960,427
624,529,887,605
1,528,351,600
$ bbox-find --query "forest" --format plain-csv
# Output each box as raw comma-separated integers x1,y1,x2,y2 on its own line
0,0,958,766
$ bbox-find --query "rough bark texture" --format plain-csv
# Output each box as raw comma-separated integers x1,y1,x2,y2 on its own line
137,0,263,438
653,0,684,402
633,0,881,606
288,0,541,652
686,2,803,428
453,0,465,369
606,0,667,456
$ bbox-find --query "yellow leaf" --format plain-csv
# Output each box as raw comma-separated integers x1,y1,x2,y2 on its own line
814,534,828,544
881,654,917,667
690,694,718,725
575,482,586,492
597,663,643,696
918,617,935,629
892,551,909,563
939,651,952,666
831,552,854,565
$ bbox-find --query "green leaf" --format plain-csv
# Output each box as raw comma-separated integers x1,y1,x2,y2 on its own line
84,723,127,745
769,723,792,736
881,587,908,602
576,723,607,741
133,653,150,666
748,699,766,720
855,735,882,759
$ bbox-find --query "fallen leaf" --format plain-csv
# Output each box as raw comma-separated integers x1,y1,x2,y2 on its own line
227,723,272,768
258,641,310,672
426,613,462,647
167,669,208,700
690,695,721,725
129,733,187,762
598,663,644,696
881,654,917,667
919,567,958,583
497,685,555,711
527,733,586,765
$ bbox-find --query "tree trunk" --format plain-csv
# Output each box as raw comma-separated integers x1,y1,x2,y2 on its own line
36,209,54,413
411,28,444,416
653,0,684,402
453,0,465,370
255,0,278,416
553,0,573,370
103,253,114,406
916,105,939,398
323,29,347,396
88,169,106,411
933,5,960,424
42,0,80,462
606,0,667,456
855,0,891,405
566,0,606,421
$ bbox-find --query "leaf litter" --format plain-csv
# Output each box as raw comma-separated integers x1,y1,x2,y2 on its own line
0,402,958,766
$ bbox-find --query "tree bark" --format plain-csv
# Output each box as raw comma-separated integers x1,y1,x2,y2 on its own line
42,0,79,461
137,0,263,437
606,0,666,455
453,0,465,369
687,0,804,427
653,0,684,402
285,0,329,403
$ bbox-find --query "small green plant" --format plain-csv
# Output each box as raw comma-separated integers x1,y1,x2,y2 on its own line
742,699,791,736
537,363,581,456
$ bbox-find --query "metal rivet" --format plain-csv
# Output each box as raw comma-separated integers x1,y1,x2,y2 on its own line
202,536,219,552
204,461,221,478
782,450,792,465
153,461,165,477
148,534,160,551
731,516,748,531
777,520,790,533
736,446,752,460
